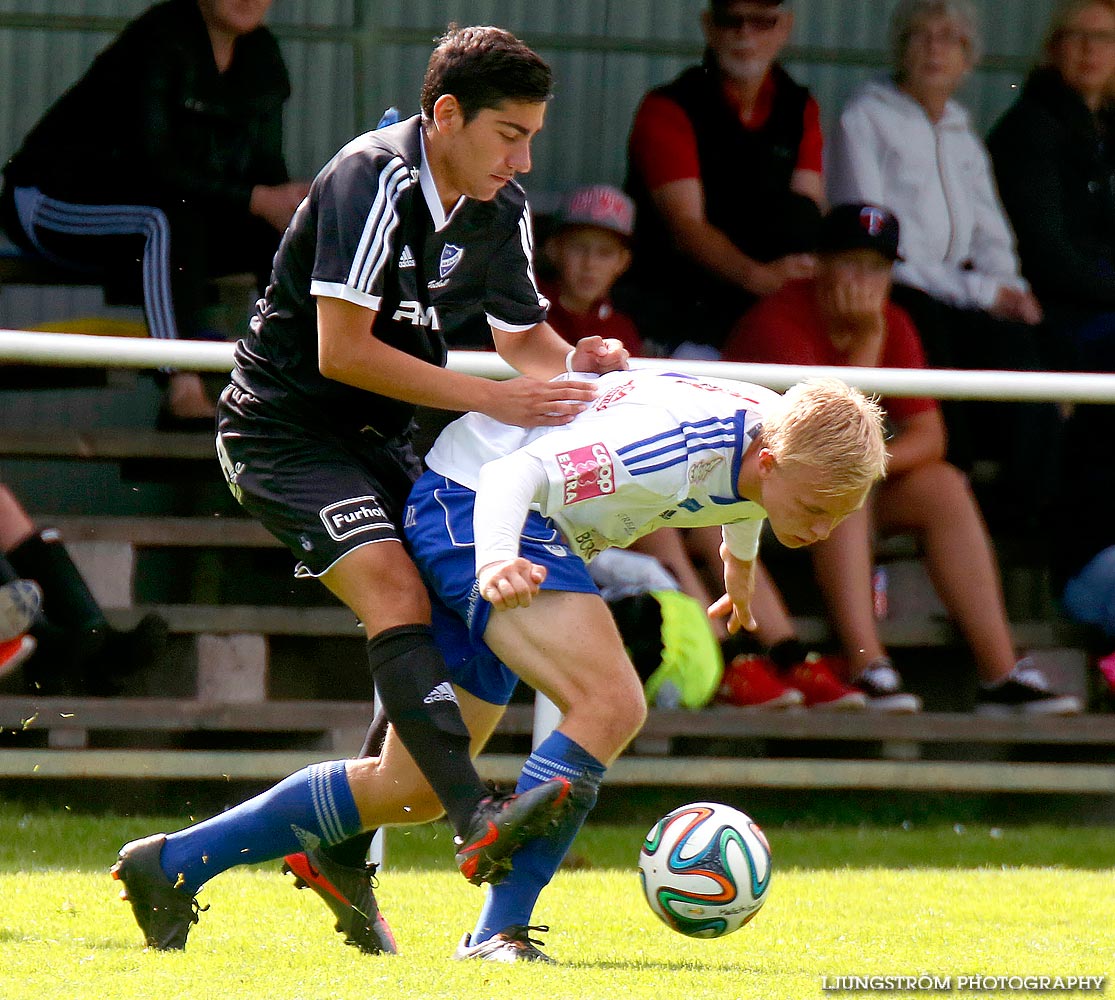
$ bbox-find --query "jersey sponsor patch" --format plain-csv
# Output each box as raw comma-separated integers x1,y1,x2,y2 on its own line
319,495,393,541
439,243,464,278
392,300,441,328
572,527,607,561
556,443,615,505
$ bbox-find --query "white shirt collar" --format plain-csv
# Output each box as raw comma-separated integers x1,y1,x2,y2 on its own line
419,130,466,232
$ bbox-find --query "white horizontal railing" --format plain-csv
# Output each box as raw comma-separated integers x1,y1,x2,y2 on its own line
3,329,1115,403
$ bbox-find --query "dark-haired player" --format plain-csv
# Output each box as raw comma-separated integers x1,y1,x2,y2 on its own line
112,23,627,954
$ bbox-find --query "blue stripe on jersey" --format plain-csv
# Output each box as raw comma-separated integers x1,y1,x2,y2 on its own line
617,418,740,474
349,158,412,294
621,428,739,471
616,414,735,456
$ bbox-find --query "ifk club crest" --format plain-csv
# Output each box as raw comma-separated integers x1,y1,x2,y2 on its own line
439,243,464,278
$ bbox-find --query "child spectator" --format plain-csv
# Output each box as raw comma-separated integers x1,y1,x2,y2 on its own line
721,203,1081,715
541,185,644,356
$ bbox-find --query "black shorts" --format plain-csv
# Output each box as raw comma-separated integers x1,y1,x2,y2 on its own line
216,383,422,577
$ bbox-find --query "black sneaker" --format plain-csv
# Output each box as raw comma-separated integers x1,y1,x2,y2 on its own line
283,847,397,955
111,833,207,950
856,660,923,713
452,924,555,963
454,778,571,886
977,661,1083,715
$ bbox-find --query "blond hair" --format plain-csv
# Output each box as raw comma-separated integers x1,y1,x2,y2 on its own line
762,377,889,498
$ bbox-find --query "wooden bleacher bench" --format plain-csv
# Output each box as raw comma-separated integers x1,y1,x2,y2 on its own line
0,429,214,462
3,441,1106,795
2,697,1114,793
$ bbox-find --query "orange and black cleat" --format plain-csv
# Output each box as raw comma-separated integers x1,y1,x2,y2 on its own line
454,777,571,886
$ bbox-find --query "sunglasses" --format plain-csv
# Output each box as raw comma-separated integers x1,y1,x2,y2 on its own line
710,10,782,33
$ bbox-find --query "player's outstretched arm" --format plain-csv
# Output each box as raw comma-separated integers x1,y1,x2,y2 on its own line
478,557,547,611
707,523,763,634
493,323,629,379
317,297,594,426
473,451,550,610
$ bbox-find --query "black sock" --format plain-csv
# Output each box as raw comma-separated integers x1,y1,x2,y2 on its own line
321,708,389,868
768,638,809,673
8,529,107,637
366,625,486,836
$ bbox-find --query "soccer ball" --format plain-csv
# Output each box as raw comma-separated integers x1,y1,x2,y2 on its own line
638,801,771,938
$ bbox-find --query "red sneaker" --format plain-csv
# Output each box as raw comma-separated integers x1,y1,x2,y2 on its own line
717,654,804,709
786,654,867,710
0,634,36,683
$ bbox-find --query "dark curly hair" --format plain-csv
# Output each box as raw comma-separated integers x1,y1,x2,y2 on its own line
420,24,553,123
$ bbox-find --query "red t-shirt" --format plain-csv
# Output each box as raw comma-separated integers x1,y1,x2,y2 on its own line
723,279,939,424
541,281,646,356
628,70,824,191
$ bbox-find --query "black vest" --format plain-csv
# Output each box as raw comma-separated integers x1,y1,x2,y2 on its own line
626,57,812,293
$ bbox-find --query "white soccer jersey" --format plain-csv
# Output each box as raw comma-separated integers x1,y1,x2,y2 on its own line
424,368,780,564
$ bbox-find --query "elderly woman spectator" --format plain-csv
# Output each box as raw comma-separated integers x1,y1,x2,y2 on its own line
988,0,1115,368
826,0,1058,535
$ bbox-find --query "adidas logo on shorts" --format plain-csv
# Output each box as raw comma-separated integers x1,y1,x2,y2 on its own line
423,682,458,705
398,245,416,268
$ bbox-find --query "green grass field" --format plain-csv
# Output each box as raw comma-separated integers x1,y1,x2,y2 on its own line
1,805,1111,1000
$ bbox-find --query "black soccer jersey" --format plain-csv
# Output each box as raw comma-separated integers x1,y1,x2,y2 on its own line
232,115,549,438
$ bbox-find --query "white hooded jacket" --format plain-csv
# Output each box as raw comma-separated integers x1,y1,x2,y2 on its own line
827,75,1028,311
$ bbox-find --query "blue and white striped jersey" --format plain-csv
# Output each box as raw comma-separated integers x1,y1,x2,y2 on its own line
424,368,779,562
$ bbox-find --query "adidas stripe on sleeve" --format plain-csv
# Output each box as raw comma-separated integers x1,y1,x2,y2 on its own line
310,147,415,311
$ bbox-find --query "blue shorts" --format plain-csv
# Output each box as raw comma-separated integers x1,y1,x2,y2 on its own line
405,470,599,705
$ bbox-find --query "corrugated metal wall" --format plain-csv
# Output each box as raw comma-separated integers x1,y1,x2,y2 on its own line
0,0,1066,326
0,0,1064,197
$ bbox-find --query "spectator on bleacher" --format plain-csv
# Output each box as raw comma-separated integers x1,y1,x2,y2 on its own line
827,0,1060,535
722,202,1082,715
0,483,167,695
541,183,733,647
622,0,823,358
0,0,309,426
541,185,644,357
987,0,1115,369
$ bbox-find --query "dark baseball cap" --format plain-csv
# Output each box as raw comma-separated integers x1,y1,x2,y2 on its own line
818,203,902,261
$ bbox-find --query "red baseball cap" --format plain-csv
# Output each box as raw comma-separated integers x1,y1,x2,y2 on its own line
557,185,635,240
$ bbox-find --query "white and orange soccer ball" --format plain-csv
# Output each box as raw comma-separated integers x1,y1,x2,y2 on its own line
638,801,771,938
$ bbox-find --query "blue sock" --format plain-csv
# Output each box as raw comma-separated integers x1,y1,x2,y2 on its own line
472,731,605,943
159,760,363,894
